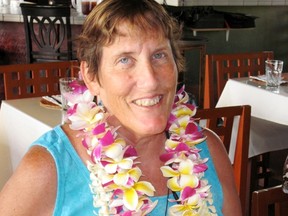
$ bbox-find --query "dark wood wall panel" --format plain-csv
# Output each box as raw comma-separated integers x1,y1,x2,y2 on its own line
0,22,26,102
0,22,26,65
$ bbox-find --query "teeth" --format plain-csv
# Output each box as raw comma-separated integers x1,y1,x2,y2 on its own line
134,96,161,106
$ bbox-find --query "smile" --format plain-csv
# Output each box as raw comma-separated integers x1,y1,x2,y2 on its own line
133,96,162,107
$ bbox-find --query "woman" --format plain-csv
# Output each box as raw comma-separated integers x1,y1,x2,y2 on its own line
0,0,241,215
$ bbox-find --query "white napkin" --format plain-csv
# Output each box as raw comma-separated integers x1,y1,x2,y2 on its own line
42,95,62,106
249,75,287,84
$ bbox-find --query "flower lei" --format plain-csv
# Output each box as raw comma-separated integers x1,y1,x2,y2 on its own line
65,82,217,216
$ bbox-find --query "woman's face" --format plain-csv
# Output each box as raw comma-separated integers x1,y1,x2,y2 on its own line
85,24,178,137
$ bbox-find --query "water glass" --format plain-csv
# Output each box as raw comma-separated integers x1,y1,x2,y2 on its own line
81,0,97,15
265,60,284,88
59,77,78,110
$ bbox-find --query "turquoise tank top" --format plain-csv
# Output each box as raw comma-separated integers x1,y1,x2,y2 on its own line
31,125,223,215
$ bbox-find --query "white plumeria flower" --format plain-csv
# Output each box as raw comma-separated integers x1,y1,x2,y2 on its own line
69,103,104,130
67,89,95,106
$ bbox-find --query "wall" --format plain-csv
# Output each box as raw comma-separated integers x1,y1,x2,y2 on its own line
182,6,288,104
0,22,26,64
201,6,288,68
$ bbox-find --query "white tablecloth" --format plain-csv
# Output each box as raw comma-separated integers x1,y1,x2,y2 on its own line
217,77,288,158
217,78,288,125
0,98,63,189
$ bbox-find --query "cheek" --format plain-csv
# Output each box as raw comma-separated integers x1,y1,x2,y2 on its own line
103,75,133,96
161,65,178,88
98,78,131,106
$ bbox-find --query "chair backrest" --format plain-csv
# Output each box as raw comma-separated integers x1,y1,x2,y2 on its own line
251,185,288,216
204,51,274,108
194,105,251,215
0,61,79,100
20,3,73,63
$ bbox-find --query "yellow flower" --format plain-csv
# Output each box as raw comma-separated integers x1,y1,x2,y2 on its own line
123,181,155,211
161,159,199,192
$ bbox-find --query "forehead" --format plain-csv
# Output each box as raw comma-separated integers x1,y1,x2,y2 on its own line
115,21,165,42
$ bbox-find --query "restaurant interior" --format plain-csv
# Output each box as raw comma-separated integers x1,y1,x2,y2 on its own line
1,0,288,215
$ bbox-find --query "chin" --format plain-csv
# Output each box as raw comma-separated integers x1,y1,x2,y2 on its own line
137,118,167,135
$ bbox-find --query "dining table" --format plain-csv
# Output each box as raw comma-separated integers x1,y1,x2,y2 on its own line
216,75,288,159
0,97,64,189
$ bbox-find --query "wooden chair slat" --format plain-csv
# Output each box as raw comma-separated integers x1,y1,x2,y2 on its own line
0,61,79,100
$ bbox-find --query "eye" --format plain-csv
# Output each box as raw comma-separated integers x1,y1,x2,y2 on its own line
153,52,165,60
119,57,130,64
115,56,134,69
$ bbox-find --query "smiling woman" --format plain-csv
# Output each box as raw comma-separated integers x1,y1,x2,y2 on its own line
0,0,241,215
81,24,178,136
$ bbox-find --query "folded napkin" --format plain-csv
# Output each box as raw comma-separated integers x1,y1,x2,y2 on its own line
249,75,287,84
42,95,62,106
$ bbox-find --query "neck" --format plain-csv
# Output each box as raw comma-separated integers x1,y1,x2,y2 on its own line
108,114,167,155
116,126,166,155
135,133,166,157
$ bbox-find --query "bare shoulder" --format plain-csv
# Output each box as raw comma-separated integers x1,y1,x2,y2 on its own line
203,128,242,215
0,146,57,216
203,128,233,182
203,128,229,162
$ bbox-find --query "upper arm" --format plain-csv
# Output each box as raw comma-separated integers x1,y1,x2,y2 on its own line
203,128,242,216
0,146,57,216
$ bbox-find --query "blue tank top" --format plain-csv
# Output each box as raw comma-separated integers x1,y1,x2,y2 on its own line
31,125,223,215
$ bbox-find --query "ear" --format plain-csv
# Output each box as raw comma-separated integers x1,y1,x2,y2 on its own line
80,61,100,95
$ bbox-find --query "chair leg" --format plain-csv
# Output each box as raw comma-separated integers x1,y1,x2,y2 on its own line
251,153,272,191
262,153,271,188
258,153,271,188
250,156,259,193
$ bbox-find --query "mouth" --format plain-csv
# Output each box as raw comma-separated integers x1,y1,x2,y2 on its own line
133,95,162,107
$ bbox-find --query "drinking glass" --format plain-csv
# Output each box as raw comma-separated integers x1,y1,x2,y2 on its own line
265,60,284,88
81,0,97,15
59,77,78,110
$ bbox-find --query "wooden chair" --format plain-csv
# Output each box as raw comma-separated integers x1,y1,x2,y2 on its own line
0,61,79,100
251,185,288,216
203,51,274,197
20,3,74,63
204,51,274,109
194,105,251,215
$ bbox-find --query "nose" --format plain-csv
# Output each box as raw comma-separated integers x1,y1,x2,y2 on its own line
136,60,159,89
